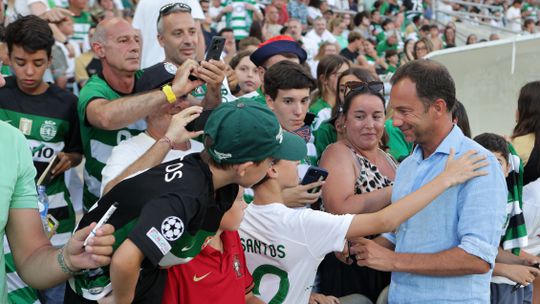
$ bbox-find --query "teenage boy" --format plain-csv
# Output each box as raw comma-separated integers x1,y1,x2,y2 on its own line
474,133,539,304
66,100,307,304
239,148,488,303
262,61,321,206
249,35,307,105
162,187,264,304
0,15,82,303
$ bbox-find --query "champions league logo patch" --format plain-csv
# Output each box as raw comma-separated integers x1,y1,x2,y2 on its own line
164,62,178,75
161,216,184,241
40,120,58,141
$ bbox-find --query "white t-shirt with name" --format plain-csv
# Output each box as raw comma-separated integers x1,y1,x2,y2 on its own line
239,203,353,304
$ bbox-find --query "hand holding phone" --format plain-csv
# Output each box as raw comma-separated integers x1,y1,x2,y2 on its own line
301,166,329,194
188,36,226,81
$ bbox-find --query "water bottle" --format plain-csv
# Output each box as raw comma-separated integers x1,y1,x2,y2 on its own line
37,185,49,233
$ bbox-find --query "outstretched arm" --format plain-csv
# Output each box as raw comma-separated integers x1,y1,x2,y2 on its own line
102,106,203,194
346,149,487,238
7,209,114,289
86,60,203,130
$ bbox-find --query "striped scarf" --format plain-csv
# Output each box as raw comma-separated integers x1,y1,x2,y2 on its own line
501,144,528,255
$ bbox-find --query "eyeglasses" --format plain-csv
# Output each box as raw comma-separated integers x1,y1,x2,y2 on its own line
157,3,192,25
344,81,384,98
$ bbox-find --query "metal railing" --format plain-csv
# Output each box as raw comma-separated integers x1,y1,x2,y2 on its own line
433,0,521,34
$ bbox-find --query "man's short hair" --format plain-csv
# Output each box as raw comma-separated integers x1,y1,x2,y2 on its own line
347,31,363,43
385,49,398,59
238,36,261,51
473,133,510,162
218,27,234,36
5,15,54,57
391,59,456,112
353,11,370,27
419,24,431,32
156,3,193,34
264,61,316,100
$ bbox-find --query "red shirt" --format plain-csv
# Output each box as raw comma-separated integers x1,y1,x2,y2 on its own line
162,231,254,304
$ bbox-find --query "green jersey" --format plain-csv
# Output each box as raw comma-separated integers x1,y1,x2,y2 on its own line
222,0,257,40
71,11,95,52
309,97,332,131
314,121,337,159
78,73,146,210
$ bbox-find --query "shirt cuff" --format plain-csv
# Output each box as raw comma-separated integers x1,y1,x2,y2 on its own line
458,235,499,268
381,232,396,245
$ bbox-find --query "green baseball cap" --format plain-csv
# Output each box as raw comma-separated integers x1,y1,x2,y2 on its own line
204,99,307,164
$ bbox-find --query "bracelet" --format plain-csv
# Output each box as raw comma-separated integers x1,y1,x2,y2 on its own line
158,136,174,150
57,246,86,276
161,84,177,104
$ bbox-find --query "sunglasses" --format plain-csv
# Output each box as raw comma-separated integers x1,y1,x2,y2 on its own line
157,3,192,25
344,81,384,98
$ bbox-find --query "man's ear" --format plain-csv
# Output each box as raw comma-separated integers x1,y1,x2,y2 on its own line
267,164,278,178
92,42,105,58
265,94,274,110
235,161,255,177
432,98,448,117
157,33,165,48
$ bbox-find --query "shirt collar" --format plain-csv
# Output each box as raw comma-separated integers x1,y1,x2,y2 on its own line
411,125,464,162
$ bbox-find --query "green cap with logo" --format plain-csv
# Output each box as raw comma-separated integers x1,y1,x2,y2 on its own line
204,98,307,163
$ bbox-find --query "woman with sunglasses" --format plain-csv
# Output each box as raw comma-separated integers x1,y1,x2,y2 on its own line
317,81,395,303
313,67,377,158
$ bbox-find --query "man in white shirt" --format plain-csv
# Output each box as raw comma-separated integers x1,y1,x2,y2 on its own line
100,102,204,195
302,17,336,59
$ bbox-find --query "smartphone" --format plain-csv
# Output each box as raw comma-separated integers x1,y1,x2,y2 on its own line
37,154,60,186
301,166,329,193
205,36,226,61
188,36,226,81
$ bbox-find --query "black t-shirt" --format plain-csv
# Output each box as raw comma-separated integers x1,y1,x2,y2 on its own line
69,153,239,303
135,62,176,93
339,47,359,63
86,58,102,80
0,76,82,174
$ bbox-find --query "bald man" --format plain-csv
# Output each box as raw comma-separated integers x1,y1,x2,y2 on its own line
77,17,204,211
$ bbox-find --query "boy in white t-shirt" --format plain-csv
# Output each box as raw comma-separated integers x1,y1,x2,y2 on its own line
239,150,488,304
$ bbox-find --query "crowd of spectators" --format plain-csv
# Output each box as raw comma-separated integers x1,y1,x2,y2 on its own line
0,0,539,303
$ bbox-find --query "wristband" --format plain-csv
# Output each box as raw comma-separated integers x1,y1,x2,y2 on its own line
57,246,86,276
158,136,174,149
162,84,177,103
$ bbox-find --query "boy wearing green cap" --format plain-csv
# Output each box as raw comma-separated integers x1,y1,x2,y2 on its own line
65,100,307,304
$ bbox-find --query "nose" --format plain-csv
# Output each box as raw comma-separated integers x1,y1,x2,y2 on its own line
293,103,303,115
364,116,375,128
392,114,403,127
183,33,194,46
24,63,36,76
